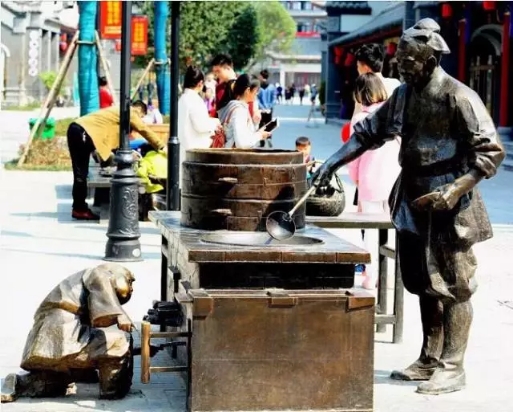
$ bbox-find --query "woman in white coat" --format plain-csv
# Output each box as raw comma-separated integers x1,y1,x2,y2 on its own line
178,66,220,171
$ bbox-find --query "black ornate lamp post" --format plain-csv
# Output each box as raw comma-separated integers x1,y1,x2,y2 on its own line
166,1,181,211
104,0,142,262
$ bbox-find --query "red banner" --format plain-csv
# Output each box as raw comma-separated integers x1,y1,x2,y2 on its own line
100,1,122,39
131,16,148,56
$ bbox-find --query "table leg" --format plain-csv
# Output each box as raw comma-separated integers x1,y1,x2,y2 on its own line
393,237,404,343
160,235,168,333
376,228,388,333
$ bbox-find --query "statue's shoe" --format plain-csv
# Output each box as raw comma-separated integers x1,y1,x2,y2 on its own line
390,361,438,381
1,374,18,403
416,369,466,395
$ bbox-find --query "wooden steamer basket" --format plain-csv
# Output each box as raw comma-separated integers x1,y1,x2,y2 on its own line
180,149,308,231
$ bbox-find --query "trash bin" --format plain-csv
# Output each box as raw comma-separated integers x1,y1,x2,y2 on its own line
29,117,56,140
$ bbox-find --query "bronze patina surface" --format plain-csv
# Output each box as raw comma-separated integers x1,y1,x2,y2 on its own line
313,18,506,396
151,211,370,265
181,149,308,231
1,264,137,403
177,288,375,412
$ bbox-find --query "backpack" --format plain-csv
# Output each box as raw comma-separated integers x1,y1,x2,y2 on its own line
210,105,238,148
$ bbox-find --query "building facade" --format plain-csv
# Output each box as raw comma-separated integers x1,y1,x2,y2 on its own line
1,1,66,105
324,1,513,140
263,1,327,88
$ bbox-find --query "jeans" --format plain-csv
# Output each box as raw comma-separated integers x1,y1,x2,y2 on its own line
67,123,95,211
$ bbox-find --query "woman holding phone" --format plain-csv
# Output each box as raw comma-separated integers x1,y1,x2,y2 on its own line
218,74,272,149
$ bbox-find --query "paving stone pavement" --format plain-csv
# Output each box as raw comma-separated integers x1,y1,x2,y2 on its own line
1,105,513,411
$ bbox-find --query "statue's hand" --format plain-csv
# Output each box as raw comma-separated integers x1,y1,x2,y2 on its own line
412,184,461,212
117,314,134,333
310,161,334,188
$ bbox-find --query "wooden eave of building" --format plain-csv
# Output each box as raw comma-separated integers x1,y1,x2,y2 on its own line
325,1,372,15
329,2,405,47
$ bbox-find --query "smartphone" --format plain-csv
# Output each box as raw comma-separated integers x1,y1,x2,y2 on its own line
264,118,279,132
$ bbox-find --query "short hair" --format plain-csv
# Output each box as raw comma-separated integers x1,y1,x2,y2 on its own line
98,76,108,87
183,65,204,89
260,69,269,80
295,136,311,146
355,44,385,73
132,100,148,115
353,73,388,106
210,54,233,68
233,74,260,99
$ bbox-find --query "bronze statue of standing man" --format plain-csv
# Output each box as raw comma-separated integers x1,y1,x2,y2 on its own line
313,18,505,395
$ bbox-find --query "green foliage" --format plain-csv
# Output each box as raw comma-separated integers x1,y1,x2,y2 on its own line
132,1,262,71
251,1,297,67
39,70,67,95
222,5,260,71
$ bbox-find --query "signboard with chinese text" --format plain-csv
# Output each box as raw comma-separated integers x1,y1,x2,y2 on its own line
131,16,148,56
100,1,122,39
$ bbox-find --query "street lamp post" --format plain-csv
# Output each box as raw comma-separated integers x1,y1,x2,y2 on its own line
166,1,181,211
104,0,142,262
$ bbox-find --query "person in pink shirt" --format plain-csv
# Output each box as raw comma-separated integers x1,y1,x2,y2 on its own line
348,73,401,289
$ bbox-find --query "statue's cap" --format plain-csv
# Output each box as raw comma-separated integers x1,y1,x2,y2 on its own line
402,18,451,54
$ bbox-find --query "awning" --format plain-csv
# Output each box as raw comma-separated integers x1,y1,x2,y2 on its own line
329,3,405,47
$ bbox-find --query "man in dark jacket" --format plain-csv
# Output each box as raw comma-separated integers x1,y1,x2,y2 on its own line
312,18,505,396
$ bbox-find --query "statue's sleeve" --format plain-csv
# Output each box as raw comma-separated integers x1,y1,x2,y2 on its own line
352,89,401,150
455,92,505,178
83,268,124,328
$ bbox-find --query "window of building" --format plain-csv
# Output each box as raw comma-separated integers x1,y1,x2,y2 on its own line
291,2,302,10
302,1,312,10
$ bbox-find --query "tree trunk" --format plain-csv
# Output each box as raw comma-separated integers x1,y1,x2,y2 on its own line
78,1,99,116
154,1,170,115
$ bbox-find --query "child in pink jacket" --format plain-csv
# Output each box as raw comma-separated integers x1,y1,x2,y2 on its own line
348,73,401,289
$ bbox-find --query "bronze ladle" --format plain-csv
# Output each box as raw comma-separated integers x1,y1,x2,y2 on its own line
266,185,317,241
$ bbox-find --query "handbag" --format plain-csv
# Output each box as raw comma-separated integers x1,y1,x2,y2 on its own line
210,106,238,149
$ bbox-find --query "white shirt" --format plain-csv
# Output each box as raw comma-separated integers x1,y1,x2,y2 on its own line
220,101,261,149
177,89,219,182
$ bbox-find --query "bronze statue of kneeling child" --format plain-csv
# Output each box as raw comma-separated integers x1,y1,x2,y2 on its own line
1,263,160,403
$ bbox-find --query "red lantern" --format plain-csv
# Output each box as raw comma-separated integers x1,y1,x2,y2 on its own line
441,3,453,19
114,39,122,52
59,41,67,52
344,52,355,67
483,1,496,11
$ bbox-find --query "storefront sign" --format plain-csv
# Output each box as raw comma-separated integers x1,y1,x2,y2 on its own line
131,16,148,56
100,1,122,39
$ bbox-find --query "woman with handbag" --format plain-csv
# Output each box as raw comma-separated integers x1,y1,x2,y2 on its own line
217,74,272,149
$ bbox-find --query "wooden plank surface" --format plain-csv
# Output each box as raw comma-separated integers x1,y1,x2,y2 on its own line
306,212,393,229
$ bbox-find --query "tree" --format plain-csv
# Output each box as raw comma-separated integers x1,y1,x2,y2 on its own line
222,5,260,71
133,1,260,72
249,1,297,69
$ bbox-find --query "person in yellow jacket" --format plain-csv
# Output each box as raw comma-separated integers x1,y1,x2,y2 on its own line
136,144,167,220
136,144,167,194
67,100,166,220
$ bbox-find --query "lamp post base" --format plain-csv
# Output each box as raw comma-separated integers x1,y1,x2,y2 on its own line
104,149,143,262
104,238,143,262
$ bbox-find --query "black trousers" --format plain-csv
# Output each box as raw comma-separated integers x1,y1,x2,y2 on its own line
67,122,95,211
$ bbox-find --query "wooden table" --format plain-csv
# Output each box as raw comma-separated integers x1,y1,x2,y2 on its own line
306,213,404,343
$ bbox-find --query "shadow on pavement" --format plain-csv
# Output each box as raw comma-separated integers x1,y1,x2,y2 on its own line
374,369,419,387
